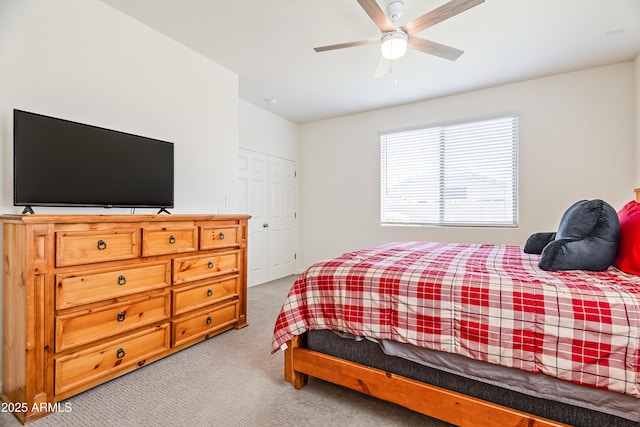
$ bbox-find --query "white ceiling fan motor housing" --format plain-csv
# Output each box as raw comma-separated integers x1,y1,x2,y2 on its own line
386,1,405,22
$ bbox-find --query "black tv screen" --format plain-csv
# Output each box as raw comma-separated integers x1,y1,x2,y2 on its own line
13,109,174,210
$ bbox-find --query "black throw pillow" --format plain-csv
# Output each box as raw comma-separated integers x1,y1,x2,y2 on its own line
524,232,556,254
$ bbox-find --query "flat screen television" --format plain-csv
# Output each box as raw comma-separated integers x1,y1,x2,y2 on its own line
13,109,174,213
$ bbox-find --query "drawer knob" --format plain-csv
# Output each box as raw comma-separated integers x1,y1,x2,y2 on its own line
97,239,107,250
116,348,126,359
169,235,176,244
207,288,213,297
117,275,127,286
207,260,214,269
218,232,225,240
117,311,126,322
206,316,212,325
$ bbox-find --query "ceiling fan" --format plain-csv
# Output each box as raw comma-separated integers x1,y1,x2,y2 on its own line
314,0,485,77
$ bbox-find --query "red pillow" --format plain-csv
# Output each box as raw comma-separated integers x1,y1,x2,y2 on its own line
613,200,640,274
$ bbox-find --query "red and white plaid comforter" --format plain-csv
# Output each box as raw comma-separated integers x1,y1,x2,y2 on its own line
272,241,640,397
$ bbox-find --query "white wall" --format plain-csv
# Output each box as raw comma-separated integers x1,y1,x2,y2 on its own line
239,100,298,161
0,0,239,215
0,0,240,386
298,62,636,267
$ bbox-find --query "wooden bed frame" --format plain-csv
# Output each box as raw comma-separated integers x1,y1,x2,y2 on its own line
282,191,640,427
284,335,569,427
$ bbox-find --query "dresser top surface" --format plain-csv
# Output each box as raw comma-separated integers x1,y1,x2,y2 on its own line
0,213,251,224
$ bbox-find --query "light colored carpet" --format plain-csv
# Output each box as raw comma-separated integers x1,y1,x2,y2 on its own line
0,275,451,427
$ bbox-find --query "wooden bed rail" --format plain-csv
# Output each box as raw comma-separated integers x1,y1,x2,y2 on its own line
635,188,640,202
284,337,570,427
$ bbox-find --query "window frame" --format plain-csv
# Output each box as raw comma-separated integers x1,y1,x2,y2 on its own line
380,115,519,227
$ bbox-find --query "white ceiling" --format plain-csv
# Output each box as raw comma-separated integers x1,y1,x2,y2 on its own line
100,0,640,124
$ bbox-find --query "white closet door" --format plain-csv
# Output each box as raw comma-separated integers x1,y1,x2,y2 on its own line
238,149,268,286
239,148,296,286
267,156,296,280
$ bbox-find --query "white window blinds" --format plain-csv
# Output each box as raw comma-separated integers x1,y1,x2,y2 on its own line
381,116,518,226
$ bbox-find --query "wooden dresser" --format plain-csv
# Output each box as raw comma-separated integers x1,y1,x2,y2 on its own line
1,214,250,424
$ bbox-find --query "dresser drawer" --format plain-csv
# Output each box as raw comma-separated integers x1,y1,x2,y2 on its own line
142,226,197,257
173,250,239,286
172,276,239,316
56,261,171,310
54,324,170,396
56,229,139,267
200,225,239,250
55,292,170,352
172,302,238,347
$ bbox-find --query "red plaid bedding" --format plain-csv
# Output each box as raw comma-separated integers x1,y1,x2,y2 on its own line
272,241,640,397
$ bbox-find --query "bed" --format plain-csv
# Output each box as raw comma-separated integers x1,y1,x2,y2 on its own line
271,196,640,427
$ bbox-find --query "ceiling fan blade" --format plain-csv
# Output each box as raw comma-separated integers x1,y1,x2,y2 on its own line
357,0,395,33
402,0,484,36
314,38,379,53
408,37,464,61
372,55,390,78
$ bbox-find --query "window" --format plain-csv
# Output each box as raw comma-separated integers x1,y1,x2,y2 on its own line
380,116,518,226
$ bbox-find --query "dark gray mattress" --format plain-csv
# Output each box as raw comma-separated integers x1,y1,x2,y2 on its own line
306,330,638,427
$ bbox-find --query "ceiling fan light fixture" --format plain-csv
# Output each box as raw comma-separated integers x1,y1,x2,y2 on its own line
381,31,408,60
